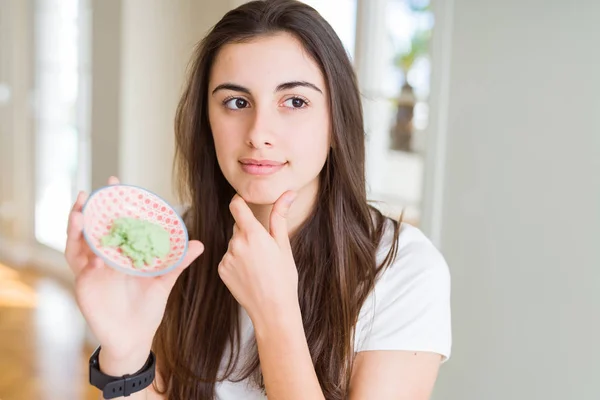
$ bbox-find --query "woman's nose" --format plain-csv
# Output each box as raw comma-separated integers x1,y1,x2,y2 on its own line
246,107,276,149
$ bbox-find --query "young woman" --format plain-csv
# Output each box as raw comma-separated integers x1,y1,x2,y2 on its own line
65,1,451,399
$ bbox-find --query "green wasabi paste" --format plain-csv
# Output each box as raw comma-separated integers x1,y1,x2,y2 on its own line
101,217,171,268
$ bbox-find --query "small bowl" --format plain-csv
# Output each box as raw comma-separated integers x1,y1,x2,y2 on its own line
81,184,189,277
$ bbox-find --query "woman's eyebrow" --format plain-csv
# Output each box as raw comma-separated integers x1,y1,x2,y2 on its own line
212,83,251,95
275,81,323,94
211,80,323,96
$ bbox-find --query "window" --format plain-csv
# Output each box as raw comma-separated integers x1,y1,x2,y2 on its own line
299,0,358,61
33,0,91,252
386,0,434,145
359,0,434,223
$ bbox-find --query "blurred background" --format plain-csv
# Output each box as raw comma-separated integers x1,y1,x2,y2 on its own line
0,0,598,399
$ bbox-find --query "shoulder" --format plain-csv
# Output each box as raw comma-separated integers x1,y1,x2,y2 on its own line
376,220,450,287
355,219,452,361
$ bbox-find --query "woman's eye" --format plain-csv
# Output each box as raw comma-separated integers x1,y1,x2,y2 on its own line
224,98,249,110
283,97,308,109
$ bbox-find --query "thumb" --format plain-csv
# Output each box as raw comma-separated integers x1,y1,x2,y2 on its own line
159,240,204,289
270,191,297,247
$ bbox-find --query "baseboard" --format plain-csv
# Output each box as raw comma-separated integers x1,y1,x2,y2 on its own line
0,236,35,267
0,235,74,284
29,244,74,284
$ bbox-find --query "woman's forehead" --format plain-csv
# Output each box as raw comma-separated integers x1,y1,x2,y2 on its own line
209,33,326,91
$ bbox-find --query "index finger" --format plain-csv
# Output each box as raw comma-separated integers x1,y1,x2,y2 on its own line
229,194,262,233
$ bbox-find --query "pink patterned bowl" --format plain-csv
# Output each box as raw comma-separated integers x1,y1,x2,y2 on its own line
81,184,189,277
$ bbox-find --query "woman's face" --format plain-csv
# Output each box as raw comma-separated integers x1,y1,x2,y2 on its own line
208,33,331,206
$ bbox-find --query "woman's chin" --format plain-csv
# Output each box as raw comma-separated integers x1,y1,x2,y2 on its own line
240,194,279,206
236,188,283,206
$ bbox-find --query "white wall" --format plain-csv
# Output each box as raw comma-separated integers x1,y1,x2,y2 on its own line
425,1,600,399
117,0,232,204
90,0,121,190
0,0,35,263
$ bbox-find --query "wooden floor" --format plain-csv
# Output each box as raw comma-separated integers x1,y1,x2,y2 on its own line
0,261,98,400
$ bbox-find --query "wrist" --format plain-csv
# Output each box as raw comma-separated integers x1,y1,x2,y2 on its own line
98,346,153,377
252,300,303,340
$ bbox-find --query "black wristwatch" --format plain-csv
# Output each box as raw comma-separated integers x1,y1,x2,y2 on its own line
89,346,156,399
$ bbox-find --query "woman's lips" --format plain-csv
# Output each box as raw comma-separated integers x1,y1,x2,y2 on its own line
239,159,287,176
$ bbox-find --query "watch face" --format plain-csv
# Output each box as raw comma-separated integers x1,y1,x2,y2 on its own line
82,184,189,277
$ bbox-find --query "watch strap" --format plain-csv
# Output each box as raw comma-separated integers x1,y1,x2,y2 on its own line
89,346,156,398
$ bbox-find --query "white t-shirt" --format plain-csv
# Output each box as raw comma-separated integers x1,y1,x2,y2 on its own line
215,221,452,399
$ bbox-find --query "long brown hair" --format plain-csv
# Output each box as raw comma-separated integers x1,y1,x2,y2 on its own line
154,1,401,398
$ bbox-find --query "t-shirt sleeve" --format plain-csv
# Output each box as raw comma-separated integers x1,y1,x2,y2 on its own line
354,223,452,362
